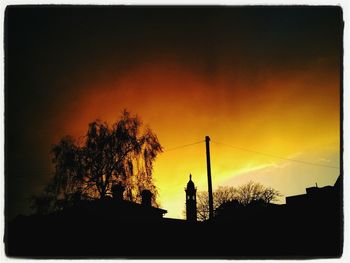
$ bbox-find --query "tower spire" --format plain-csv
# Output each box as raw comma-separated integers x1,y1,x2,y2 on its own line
185,174,197,222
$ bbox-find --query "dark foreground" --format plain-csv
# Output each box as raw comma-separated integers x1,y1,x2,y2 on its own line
5,204,342,259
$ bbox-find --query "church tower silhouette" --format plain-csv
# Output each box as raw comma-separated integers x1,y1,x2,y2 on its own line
185,174,197,222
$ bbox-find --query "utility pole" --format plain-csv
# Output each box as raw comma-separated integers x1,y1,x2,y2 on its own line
205,136,214,220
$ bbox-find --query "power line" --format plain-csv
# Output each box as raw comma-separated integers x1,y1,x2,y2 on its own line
212,140,340,169
163,140,204,152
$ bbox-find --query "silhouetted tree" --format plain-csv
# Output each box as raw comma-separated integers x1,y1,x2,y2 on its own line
260,186,281,203
236,181,281,205
196,182,281,221
50,136,84,200
197,186,237,221
32,110,162,214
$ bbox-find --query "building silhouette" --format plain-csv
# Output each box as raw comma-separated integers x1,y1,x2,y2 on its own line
185,174,197,222
6,175,342,257
286,175,341,210
72,185,168,221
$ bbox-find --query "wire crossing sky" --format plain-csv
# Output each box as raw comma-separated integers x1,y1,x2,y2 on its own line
162,140,340,169
211,141,340,169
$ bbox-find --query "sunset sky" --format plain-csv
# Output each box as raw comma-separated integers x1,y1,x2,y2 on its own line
6,7,342,219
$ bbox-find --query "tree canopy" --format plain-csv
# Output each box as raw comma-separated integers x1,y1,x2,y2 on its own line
32,110,162,214
196,182,282,221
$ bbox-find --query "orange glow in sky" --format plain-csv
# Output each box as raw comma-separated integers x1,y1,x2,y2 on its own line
52,58,340,219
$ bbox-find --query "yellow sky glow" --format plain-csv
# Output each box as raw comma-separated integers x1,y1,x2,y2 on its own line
55,60,340,219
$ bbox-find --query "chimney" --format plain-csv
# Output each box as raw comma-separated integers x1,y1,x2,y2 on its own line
141,190,152,207
112,183,125,200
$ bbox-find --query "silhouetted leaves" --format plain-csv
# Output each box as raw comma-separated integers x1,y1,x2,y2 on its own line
31,110,162,214
196,182,282,221
237,181,282,205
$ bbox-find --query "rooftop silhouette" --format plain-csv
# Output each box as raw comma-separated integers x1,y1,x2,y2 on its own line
5,174,342,258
